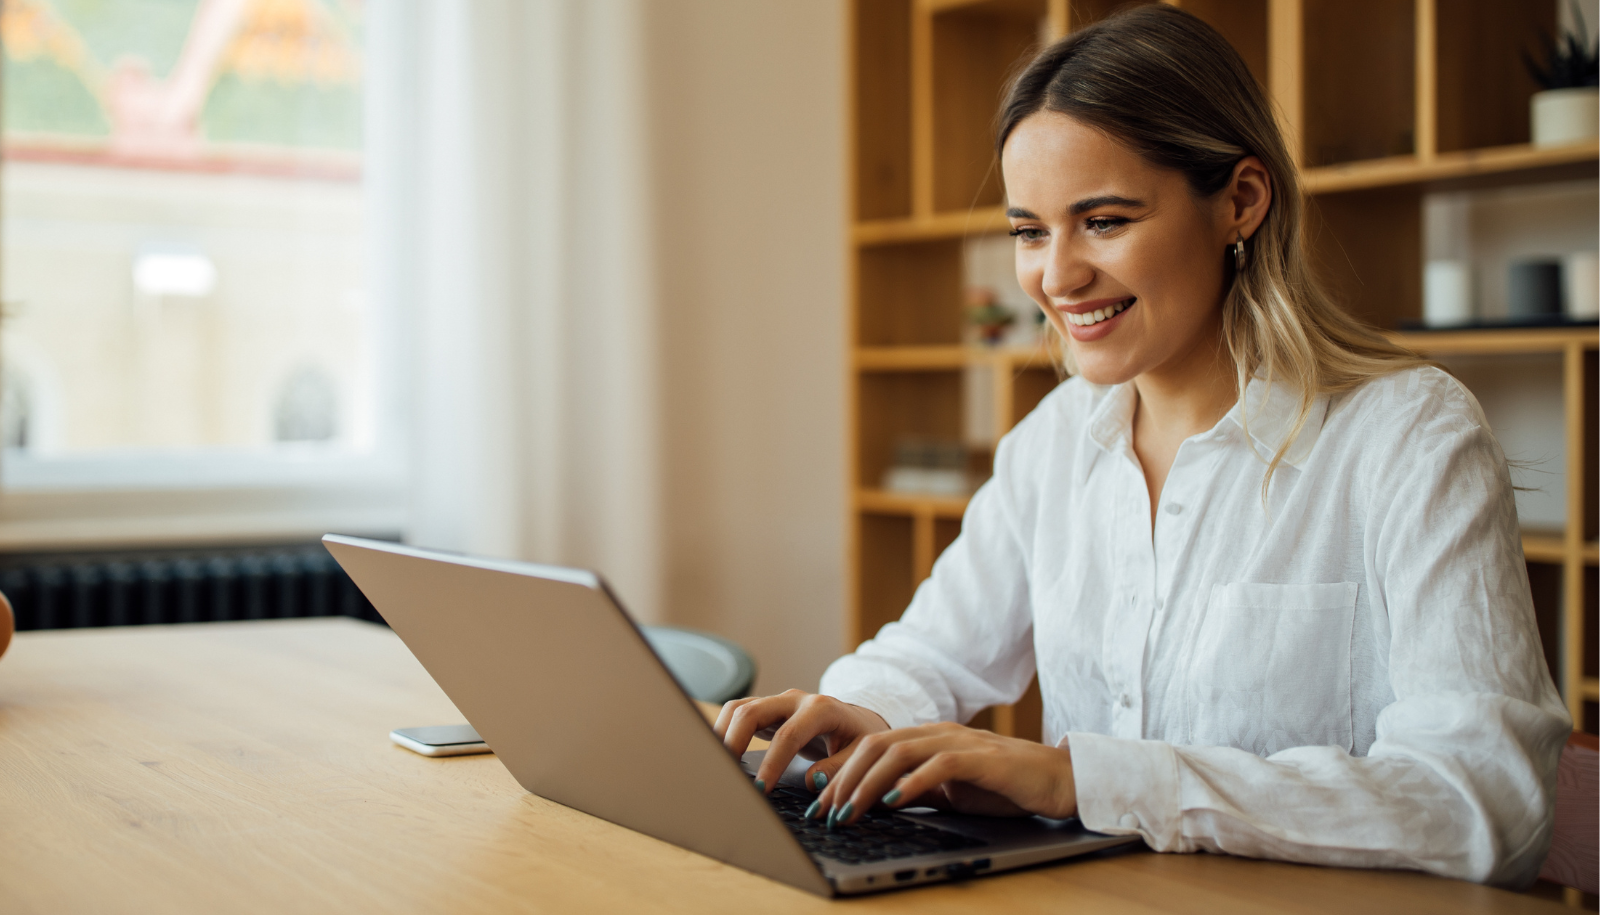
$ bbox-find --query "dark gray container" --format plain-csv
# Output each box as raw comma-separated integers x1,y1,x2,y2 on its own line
1507,260,1563,318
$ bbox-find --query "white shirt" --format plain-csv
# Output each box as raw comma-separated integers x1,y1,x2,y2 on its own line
820,367,1570,887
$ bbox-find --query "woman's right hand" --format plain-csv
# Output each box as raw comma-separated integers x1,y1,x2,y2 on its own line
714,689,890,796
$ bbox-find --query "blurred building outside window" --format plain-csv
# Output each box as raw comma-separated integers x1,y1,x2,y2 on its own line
0,0,404,536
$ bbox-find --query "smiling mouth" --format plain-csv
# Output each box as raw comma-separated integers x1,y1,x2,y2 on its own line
1064,297,1135,327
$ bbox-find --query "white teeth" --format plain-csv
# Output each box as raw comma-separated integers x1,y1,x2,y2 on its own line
1066,299,1133,326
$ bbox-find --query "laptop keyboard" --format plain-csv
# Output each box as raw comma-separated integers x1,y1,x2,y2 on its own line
764,786,988,865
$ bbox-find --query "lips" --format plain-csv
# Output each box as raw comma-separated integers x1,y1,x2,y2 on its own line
1063,297,1135,326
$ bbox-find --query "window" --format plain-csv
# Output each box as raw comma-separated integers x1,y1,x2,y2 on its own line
0,0,402,511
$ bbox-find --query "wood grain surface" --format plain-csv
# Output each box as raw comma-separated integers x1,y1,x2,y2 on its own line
0,619,1568,914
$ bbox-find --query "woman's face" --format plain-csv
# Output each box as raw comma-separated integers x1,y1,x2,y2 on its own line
1000,111,1247,386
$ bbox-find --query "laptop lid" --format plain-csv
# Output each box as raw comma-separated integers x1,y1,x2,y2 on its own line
322,535,831,896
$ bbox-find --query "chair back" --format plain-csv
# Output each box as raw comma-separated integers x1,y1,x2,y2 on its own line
1539,730,1598,895
0,590,10,662
642,626,756,705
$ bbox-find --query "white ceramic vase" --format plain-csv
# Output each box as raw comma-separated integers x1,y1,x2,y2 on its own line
1564,251,1599,320
1531,87,1599,147
1423,260,1473,326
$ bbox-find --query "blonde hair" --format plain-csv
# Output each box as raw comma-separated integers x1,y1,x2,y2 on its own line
997,5,1429,488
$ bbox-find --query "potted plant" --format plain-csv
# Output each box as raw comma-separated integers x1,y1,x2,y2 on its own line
966,287,1014,346
1524,2,1599,147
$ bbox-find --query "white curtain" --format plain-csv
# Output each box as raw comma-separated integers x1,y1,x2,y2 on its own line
368,0,664,620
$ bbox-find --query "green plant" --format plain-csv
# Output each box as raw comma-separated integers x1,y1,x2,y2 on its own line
1524,1,1599,90
966,303,1014,329
965,286,1014,344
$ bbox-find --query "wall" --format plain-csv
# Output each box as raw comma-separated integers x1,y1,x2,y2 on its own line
646,1,848,693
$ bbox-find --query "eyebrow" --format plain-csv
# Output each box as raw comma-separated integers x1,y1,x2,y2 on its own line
1005,195,1147,220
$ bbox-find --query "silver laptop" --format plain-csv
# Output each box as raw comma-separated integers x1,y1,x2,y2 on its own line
323,534,1138,896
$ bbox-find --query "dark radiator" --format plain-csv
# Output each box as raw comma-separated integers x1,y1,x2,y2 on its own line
1,542,381,632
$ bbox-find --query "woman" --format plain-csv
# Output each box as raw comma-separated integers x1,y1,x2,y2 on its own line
717,6,1569,887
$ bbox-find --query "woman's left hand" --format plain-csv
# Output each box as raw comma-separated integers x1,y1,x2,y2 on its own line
815,721,1078,825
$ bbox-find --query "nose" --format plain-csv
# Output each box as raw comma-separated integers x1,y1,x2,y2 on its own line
1040,238,1093,302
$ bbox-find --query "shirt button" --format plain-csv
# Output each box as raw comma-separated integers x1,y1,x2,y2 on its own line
1164,502,1184,515
1119,693,1133,708
1119,814,1139,830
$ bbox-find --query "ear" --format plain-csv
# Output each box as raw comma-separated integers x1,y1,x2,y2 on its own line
1221,155,1272,243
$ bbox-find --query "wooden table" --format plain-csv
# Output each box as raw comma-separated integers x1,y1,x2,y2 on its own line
0,619,1569,914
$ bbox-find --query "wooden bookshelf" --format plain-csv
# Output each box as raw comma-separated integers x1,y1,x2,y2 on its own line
1301,140,1600,194
1389,325,1598,356
848,0,1600,740
857,139,1600,244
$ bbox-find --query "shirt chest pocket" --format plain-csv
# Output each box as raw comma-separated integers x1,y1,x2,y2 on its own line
1184,581,1358,758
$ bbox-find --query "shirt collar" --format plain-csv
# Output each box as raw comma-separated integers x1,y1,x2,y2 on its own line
1086,381,1139,457
1084,376,1328,469
1228,376,1328,469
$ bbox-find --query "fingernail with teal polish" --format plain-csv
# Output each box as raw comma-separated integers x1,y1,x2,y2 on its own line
804,799,822,819
882,788,902,806
812,771,828,791
838,801,855,824
753,779,765,793
825,807,838,830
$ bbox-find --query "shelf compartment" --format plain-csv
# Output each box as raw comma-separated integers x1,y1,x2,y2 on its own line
932,516,962,558
856,513,917,646
1584,349,1597,545
857,239,965,346
1585,566,1597,699
1302,141,1599,196
1528,559,1564,691
1174,0,1268,91
1434,0,1555,155
916,515,963,583
1069,0,1152,31
1302,0,1414,168
927,0,1049,213
1007,363,1061,427
854,490,967,643
1306,186,1423,329
856,370,965,488
854,0,914,221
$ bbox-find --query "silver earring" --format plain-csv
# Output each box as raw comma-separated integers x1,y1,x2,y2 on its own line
1233,234,1246,271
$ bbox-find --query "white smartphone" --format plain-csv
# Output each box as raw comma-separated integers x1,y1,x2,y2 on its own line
390,724,493,757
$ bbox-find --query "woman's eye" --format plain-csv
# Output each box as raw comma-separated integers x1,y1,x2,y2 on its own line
1008,227,1045,243
1085,217,1129,236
